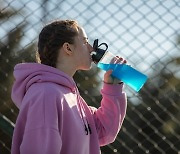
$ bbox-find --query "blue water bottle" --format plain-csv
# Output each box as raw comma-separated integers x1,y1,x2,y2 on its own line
91,39,148,92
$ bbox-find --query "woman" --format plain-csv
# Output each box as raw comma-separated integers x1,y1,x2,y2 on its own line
11,20,127,154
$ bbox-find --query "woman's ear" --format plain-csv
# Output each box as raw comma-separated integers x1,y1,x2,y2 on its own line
62,43,73,55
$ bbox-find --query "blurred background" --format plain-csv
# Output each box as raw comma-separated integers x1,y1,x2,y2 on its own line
0,0,180,153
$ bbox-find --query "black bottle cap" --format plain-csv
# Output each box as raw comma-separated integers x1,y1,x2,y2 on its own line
92,39,108,64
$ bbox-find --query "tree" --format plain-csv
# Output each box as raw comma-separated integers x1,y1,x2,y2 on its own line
0,3,35,153
115,35,180,154
138,36,180,153
101,36,180,154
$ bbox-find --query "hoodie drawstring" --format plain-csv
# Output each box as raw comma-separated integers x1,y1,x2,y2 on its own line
80,100,92,135
76,90,92,135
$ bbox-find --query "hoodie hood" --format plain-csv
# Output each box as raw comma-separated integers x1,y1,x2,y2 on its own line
11,63,76,108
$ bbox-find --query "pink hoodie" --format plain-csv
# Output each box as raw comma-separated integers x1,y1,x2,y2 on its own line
11,63,127,154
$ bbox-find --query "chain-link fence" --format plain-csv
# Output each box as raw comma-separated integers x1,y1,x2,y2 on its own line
0,0,180,153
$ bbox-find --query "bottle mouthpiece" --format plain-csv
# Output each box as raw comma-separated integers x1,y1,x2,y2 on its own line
91,39,108,64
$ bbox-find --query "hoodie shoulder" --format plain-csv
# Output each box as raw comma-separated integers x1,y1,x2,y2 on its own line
30,82,67,97
22,82,64,108
11,63,76,108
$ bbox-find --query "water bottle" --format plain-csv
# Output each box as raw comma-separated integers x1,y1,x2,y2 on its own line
91,39,148,92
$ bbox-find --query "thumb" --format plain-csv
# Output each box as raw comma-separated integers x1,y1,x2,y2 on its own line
105,70,113,77
104,70,113,83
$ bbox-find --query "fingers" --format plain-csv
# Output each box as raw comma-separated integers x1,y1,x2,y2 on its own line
119,56,127,64
112,56,127,64
104,55,127,84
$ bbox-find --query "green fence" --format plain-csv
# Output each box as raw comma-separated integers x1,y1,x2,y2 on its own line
0,0,180,153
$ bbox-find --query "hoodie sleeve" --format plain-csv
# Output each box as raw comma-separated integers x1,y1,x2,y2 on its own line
12,85,62,154
91,83,127,146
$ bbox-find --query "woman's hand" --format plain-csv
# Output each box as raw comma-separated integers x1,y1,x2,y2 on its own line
103,56,127,84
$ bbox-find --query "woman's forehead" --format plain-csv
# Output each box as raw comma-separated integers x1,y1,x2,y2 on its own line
79,27,88,38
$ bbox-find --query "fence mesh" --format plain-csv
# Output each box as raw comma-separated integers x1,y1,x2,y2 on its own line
0,0,180,153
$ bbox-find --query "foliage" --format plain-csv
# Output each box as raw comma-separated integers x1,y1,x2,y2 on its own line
0,4,35,154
